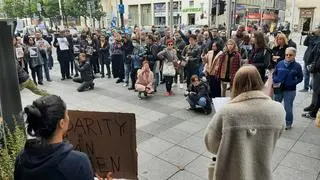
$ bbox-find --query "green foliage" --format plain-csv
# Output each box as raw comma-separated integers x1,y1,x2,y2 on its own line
2,0,25,18
0,119,26,180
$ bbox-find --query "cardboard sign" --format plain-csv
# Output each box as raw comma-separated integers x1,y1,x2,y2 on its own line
15,47,24,58
73,45,80,54
67,110,138,179
29,47,38,58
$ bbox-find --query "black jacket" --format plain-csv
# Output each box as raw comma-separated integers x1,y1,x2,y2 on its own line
16,63,29,84
187,81,212,109
77,60,94,82
123,40,134,64
303,35,320,64
14,139,94,180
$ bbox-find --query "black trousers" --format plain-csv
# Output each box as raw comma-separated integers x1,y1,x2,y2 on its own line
58,51,71,78
111,54,124,79
207,75,221,98
73,77,94,92
31,65,43,83
130,68,139,89
91,53,99,73
164,76,174,92
100,57,111,76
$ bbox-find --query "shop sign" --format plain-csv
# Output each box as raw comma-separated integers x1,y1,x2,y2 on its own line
154,3,166,13
182,8,201,13
300,8,314,18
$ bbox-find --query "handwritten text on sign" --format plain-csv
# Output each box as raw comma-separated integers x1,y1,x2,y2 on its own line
67,110,137,179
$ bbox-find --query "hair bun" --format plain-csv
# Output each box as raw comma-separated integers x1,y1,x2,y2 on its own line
24,105,42,119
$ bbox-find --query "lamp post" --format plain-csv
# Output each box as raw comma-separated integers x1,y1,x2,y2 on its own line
58,0,64,28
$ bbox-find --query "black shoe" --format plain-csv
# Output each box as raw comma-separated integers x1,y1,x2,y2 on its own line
304,104,315,112
71,73,74,76
144,92,148,97
285,126,292,130
302,112,316,120
138,92,142,99
128,87,135,90
67,76,72,79
47,79,52,82
38,81,44,85
186,107,196,111
160,81,165,84
116,79,124,83
89,83,95,90
101,75,105,78
74,74,79,77
61,77,66,80
108,75,111,78
154,89,157,93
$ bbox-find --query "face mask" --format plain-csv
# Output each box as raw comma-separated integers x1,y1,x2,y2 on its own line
73,38,77,41
133,42,138,47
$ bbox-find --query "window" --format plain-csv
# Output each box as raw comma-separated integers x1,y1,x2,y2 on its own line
189,0,194,7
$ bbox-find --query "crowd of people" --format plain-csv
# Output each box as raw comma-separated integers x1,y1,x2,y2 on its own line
13,24,320,120
11,22,320,180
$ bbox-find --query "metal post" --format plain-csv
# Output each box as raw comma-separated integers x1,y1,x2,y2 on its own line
215,0,219,27
58,0,64,28
120,0,125,29
226,0,232,38
291,0,296,32
0,20,23,131
170,0,173,37
208,0,212,26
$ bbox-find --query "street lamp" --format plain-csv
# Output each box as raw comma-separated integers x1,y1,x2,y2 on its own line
58,0,64,29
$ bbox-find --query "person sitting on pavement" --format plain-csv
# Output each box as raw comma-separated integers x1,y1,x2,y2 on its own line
17,62,48,96
14,95,94,180
135,61,154,99
73,53,95,92
185,75,212,114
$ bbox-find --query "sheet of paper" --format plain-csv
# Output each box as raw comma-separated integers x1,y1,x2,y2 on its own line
15,47,24,58
58,37,69,50
212,97,231,112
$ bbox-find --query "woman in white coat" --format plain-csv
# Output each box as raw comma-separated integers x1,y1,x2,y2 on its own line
204,65,285,180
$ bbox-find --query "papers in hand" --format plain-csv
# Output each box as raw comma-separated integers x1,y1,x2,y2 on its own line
57,37,69,50
29,47,38,58
15,47,24,58
212,97,230,112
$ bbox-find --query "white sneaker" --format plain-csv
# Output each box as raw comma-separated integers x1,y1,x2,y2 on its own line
179,84,184,89
172,83,177,87
123,83,128,87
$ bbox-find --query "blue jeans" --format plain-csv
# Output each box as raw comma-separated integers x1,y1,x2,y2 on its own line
187,97,207,108
42,56,51,81
303,64,311,90
151,61,159,90
274,90,296,127
124,63,131,84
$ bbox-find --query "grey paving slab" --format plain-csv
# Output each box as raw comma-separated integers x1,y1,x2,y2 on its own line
138,136,175,156
156,127,191,144
178,135,207,154
280,152,320,175
158,145,199,167
168,170,205,180
273,165,317,180
276,137,296,150
171,109,199,120
272,147,289,171
300,131,320,146
185,155,211,180
139,157,180,180
291,141,320,160
137,148,155,168
136,130,154,144
281,126,306,140
173,121,205,134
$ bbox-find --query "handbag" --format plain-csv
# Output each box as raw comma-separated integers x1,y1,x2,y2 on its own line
162,62,176,76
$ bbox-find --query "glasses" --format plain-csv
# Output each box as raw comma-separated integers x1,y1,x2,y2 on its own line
168,44,173,46
285,54,294,57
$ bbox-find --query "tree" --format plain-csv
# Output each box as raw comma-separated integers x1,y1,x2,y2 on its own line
2,0,25,18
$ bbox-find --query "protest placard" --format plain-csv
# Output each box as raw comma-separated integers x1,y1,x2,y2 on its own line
67,110,137,179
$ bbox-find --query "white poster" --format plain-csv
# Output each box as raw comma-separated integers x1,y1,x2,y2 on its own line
29,47,38,58
73,45,80,54
212,97,231,112
15,47,24,58
57,37,69,50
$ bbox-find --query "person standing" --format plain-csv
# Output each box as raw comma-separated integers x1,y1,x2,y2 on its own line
98,34,111,78
174,31,186,89
128,36,145,90
111,33,125,83
157,39,178,96
35,31,52,82
13,36,28,73
123,35,134,86
203,42,223,98
53,30,73,80
182,34,202,87
249,31,272,81
217,39,241,97
273,47,303,130
25,37,44,85
205,65,285,180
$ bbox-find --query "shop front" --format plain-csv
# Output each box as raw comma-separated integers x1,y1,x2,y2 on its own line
154,3,166,25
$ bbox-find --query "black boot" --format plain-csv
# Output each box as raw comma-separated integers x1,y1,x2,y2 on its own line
304,104,315,112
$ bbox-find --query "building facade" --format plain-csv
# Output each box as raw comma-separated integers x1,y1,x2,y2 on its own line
122,0,210,26
285,0,320,32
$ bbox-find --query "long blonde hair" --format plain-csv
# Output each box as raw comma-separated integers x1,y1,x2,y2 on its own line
223,39,239,52
231,65,264,99
275,33,288,46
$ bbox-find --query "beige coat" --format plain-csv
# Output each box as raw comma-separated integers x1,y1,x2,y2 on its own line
204,90,285,180
203,50,223,76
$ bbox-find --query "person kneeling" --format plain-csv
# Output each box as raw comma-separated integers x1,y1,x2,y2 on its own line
135,61,154,99
73,53,94,92
185,75,212,114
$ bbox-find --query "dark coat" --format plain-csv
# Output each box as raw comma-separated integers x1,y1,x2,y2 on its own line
16,62,29,84
303,35,320,65
14,140,94,180
123,40,134,64
250,47,272,80
187,80,212,110
271,44,289,68
98,40,110,64
143,43,159,62
273,60,303,91
182,44,202,69
77,60,94,82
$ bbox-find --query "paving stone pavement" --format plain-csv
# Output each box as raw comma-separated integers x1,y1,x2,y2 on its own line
20,34,320,180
